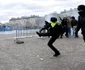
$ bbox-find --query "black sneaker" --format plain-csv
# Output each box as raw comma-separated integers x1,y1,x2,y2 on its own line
53,52,60,57
36,31,41,37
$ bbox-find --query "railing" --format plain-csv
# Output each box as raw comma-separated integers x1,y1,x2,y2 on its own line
0,29,39,41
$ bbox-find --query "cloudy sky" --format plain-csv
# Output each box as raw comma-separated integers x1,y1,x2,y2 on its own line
0,0,85,23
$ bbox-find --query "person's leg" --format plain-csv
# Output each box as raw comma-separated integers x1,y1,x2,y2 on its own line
48,35,60,57
59,28,64,38
60,33,63,38
60,27,64,38
82,31,85,42
74,26,77,37
66,27,68,38
73,26,75,36
65,27,69,38
36,31,51,37
68,27,71,36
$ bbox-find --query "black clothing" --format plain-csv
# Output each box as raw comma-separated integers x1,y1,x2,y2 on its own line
36,31,60,55
78,11,85,16
61,19,68,27
76,5,85,41
76,15,85,32
76,15,85,41
71,19,78,28
36,22,62,56
47,35,60,55
61,18,68,37
71,18,78,37
82,31,85,42
39,21,50,33
39,23,62,36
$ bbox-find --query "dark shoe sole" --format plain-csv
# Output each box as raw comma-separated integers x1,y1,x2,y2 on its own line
53,53,60,57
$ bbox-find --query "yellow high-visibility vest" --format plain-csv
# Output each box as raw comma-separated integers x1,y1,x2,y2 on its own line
50,21,60,28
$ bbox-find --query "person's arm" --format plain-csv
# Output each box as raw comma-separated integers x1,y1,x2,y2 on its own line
39,27,44,33
59,17,63,21
39,23,50,33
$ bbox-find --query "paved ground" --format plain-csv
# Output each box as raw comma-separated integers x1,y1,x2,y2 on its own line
0,35,85,70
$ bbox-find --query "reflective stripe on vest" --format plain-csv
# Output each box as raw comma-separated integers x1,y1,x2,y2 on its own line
50,21,60,28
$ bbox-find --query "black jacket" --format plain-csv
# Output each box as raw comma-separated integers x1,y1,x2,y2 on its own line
76,15,85,32
71,19,78,28
61,19,68,27
40,23,62,36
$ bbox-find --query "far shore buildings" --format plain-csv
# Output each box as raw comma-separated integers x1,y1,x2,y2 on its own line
0,8,78,31
9,16,45,29
60,8,79,20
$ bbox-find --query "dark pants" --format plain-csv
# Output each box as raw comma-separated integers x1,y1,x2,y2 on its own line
64,27,69,37
82,31,85,42
60,26,64,38
48,36,60,54
38,32,60,54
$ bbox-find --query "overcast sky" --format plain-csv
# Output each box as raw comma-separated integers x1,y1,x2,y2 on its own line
0,0,85,23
